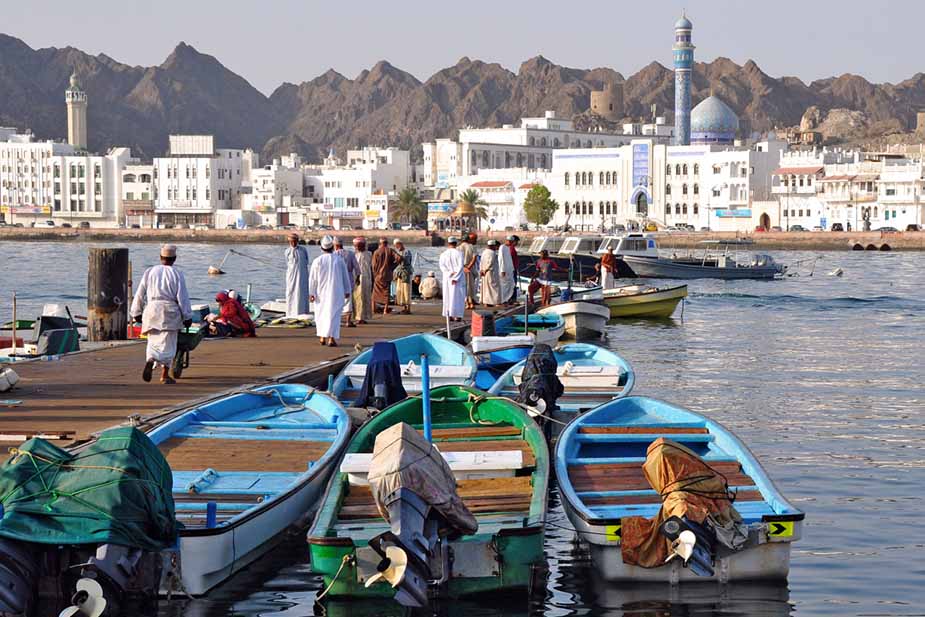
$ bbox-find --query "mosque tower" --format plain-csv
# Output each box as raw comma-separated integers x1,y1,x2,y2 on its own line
65,72,87,151
672,12,694,146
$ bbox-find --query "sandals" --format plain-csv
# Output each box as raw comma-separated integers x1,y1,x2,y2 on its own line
142,360,154,383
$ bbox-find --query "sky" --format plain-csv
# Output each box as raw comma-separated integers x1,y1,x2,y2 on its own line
3,0,915,94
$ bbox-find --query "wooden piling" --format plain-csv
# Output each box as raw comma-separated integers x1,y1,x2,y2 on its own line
87,248,129,342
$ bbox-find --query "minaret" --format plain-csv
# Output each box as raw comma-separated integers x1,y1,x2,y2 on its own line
673,12,694,146
65,72,87,151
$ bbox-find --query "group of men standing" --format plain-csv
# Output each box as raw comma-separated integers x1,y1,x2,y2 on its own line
286,234,416,346
438,233,522,321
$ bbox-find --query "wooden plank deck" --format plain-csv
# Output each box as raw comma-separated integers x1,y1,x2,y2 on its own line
0,303,462,448
159,437,333,472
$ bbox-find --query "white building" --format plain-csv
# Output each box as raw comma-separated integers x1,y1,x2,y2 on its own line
771,148,857,230
121,163,155,228
873,158,924,230
241,157,305,226
422,111,670,190
153,135,255,228
0,128,131,227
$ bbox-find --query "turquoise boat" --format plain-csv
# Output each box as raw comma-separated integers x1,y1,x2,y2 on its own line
330,333,476,407
470,313,566,354
146,384,350,595
488,343,635,420
556,396,803,583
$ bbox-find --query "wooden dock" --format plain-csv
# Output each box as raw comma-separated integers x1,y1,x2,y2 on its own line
0,303,461,449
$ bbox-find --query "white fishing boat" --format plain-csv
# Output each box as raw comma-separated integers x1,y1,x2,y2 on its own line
469,313,566,353
537,301,610,339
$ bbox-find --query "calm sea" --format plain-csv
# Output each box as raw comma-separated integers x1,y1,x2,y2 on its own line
1,241,923,617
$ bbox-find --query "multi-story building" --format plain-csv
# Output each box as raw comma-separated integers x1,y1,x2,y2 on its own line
241,157,305,226
873,158,924,229
152,135,255,228
771,148,857,230
121,163,155,228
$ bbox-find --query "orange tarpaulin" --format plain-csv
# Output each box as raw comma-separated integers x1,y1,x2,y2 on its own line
621,438,742,568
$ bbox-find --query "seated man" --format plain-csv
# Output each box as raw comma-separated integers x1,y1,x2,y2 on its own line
419,271,440,299
206,292,256,337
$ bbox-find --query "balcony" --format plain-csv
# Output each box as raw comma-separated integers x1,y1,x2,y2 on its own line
772,185,818,196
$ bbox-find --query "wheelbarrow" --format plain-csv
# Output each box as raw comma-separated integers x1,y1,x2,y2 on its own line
172,326,206,379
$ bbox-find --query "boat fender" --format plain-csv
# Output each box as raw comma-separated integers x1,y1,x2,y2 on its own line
186,468,219,493
562,360,575,376
402,360,416,376
0,368,19,392
828,267,843,277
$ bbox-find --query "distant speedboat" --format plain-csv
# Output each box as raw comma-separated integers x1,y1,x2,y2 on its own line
622,239,785,280
602,284,688,318
556,396,803,583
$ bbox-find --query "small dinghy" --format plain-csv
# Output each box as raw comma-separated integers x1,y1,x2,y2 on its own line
538,301,610,339
307,384,549,605
602,284,688,318
474,344,534,390
489,343,634,425
470,313,565,353
556,396,803,583
330,334,477,408
147,384,350,595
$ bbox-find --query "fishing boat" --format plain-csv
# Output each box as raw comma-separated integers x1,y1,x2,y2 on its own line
147,383,350,595
474,344,533,390
470,313,565,353
330,333,476,406
537,301,610,339
307,384,549,602
489,343,634,421
556,396,803,583
621,239,785,280
517,276,603,301
602,284,688,318
521,235,603,283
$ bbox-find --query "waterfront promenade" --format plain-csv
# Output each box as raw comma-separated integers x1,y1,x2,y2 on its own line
0,303,455,449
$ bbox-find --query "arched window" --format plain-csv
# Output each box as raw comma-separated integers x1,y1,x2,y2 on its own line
693,164,699,174
482,151,490,166
675,164,682,175
123,174,136,183
541,137,547,146
682,203,688,214
585,140,592,147
693,203,699,214
666,164,672,175
693,184,699,195
613,170,618,184
554,138,560,147
516,153,523,167
682,184,688,195
588,172,593,186
666,184,672,195
540,154,547,168
605,172,611,185
529,137,536,146
682,164,688,175
140,174,152,183
606,201,611,214
675,204,681,215
564,202,570,214
564,172,570,186
666,204,672,215
874,206,878,217
599,201,604,215
599,171,605,185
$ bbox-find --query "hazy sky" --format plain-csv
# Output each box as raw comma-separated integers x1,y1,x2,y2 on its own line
3,0,914,94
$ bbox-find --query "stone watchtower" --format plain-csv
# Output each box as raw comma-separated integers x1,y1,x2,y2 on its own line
65,72,87,151
673,12,694,146
590,82,625,123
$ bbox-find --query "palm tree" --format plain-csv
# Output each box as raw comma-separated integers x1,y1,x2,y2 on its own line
455,189,488,231
392,186,426,225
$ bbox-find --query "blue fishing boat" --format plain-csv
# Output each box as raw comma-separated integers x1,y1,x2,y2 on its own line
147,383,350,595
488,343,634,420
470,313,566,353
556,396,803,583
474,345,533,390
330,333,477,407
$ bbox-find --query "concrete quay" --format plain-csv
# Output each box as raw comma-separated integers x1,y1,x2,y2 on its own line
0,303,457,450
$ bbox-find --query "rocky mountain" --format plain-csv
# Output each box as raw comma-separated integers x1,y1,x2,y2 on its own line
2,33,924,161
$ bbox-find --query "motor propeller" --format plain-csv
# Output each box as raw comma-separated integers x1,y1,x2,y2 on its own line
58,578,107,617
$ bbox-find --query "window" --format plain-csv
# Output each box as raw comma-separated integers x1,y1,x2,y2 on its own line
666,164,672,175
123,174,136,183
541,137,547,146
886,188,896,196
713,188,721,197
675,164,681,175
564,172,570,186
693,164,699,174
874,206,878,217
666,204,672,215
666,184,671,195
599,172,605,185
564,202,570,214
682,203,688,214
693,184,699,195
713,165,721,174
682,164,688,175
693,203,699,214
682,184,688,195
529,137,536,146
599,201,605,215
588,172,593,186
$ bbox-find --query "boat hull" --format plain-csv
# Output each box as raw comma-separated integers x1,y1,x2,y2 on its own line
537,302,609,339
522,254,635,281
622,255,780,280
603,285,688,318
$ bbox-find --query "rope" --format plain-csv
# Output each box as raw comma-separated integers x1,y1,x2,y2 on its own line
245,387,309,412
315,554,354,604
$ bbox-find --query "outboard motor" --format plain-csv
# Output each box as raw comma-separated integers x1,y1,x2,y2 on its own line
353,342,408,411
660,516,716,577
364,423,477,607
516,344,564,421
0,537,40,616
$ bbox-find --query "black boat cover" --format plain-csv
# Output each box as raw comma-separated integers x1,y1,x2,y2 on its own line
353,341,408,410
517,343,564,412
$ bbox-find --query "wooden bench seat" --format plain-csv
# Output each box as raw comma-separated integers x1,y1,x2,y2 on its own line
159,437,331,473
581,486,763,506
337,476,534,521
568,461,753,493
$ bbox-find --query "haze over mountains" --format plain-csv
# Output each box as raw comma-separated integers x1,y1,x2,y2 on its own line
1,33,922,162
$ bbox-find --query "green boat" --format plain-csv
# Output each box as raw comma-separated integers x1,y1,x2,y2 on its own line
307,385,549,602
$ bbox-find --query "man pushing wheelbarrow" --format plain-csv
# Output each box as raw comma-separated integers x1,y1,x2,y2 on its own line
130,244,194,384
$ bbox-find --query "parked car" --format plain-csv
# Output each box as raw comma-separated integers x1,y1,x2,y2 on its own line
225,224,237,229
830,223,844,232
906,224,921,232
788,224,805,232
771,225,782,232
78,221,90,229
130,224,141,229
257,224,272,230
644,223,658,232
43,220,55,227
700,226,711,232
60,223,72,228
812,226,824,232
876,226,898,232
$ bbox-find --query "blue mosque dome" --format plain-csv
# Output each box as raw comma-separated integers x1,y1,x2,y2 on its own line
690,95,739,145
675,14,693,29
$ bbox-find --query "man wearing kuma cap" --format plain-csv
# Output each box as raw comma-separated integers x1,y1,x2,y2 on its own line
309,235,352,346
130,244,193,384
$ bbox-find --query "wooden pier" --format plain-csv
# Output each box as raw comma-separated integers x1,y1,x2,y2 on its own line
0,303,461,449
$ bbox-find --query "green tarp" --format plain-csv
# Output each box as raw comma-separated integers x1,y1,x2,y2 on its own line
0,427,177,551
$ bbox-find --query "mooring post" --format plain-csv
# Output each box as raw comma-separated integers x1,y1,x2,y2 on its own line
87,248,129,342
